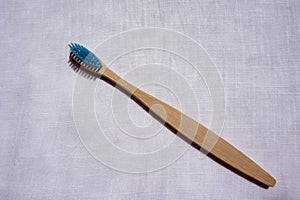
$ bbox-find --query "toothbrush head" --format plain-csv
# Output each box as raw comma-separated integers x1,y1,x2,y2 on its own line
68,43,102,71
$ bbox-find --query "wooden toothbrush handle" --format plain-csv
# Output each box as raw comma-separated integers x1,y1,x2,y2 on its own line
99,66,276,187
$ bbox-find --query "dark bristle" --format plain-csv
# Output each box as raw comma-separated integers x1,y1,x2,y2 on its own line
68,53,97,81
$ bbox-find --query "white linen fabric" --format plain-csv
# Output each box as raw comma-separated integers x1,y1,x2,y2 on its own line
0,0,299,199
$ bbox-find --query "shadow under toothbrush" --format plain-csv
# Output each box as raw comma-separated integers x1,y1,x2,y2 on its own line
68,57,269,189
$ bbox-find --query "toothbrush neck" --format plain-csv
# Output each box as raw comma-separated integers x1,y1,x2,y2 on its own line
100,66,139,97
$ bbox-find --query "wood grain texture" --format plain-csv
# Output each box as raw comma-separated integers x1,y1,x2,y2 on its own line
97,65,276,187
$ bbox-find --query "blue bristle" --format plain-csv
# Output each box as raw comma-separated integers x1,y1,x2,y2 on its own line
69,43,102,69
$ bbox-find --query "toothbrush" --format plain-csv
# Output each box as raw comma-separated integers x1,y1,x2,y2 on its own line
68,43,276,187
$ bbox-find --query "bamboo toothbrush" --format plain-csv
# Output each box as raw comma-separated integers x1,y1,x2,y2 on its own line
68,43,276,187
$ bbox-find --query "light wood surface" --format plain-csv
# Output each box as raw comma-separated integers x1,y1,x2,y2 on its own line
97,65,276,187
